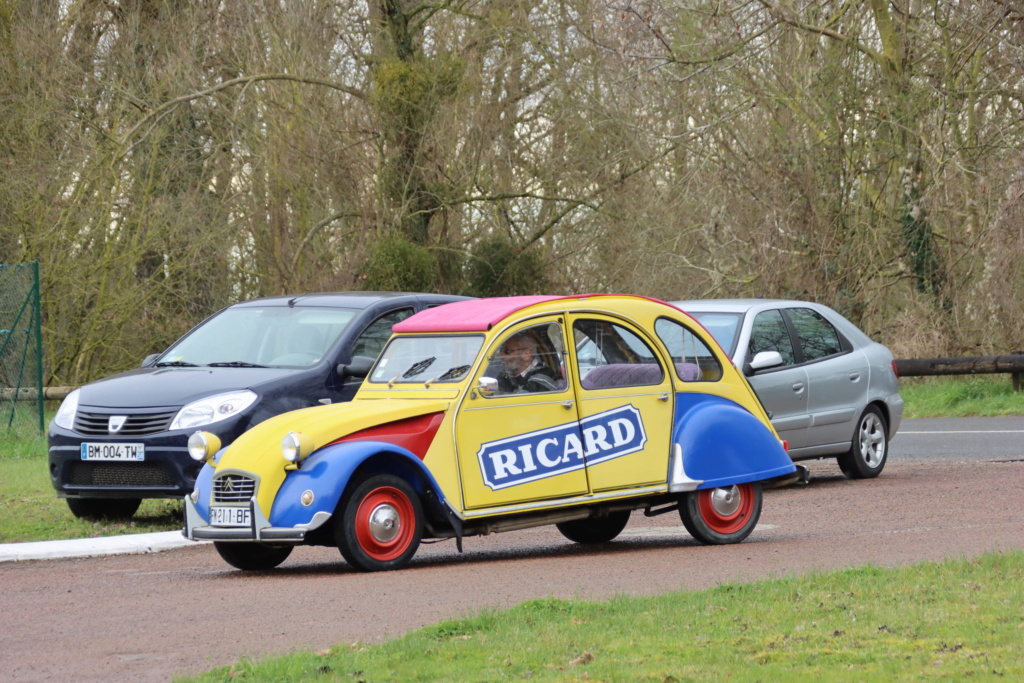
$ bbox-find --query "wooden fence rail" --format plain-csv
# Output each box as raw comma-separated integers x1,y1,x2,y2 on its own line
4,354,1024,401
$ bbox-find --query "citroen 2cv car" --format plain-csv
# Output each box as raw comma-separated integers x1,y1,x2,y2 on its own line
184,295,796,572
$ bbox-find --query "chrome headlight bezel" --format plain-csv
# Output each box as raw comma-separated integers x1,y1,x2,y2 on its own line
187,431,222,463
169,390,258,431
282,431,315,465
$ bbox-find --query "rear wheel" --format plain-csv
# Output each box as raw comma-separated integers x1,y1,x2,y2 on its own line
65,497,141,521
337,475,423,572
556,510,631,544
837,406,888,479
214,542,293,570
680,483,762,545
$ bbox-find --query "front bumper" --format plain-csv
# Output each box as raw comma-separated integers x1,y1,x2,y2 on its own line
183,494,332,543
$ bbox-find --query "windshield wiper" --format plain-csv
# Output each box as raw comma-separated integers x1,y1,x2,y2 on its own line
431,365,471,383
207,361,267,368
155,361,199,367
401,356,436,379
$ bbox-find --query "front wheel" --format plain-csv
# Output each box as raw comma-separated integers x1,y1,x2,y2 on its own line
556,510,631,544
837,406,888,479
214,542,293,570
66,497,141,521
337,475,423,572
680,483,762,545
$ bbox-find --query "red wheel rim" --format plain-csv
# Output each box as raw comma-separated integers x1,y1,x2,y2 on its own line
354,486,415,561
697,483,755,534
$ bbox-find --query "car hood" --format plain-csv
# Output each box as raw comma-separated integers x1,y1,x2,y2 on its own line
213,398,453,514
77,366,303,409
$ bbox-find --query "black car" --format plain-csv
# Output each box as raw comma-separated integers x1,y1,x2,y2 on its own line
48,291,469,520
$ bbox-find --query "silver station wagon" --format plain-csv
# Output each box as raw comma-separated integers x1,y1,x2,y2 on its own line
673,299,903,478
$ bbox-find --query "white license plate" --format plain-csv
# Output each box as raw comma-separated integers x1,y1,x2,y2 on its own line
81,443,145,461
210,506,251,527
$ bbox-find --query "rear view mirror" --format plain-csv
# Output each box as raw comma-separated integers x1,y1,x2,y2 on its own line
746,350,784,375
142,354,160,368
338,355,374,380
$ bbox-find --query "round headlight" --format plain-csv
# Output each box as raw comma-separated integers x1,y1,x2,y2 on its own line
282,431,315,465
187,431,222,463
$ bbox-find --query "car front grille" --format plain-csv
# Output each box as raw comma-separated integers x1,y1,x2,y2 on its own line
66,461,177,487
74,410,178,436
212,474,256,503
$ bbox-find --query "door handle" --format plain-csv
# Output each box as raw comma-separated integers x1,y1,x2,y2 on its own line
658,393,669,402
792,382,805,392
849,372,861,381
563,401,574,410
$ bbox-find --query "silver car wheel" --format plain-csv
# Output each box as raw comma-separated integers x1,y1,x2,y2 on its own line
858,412,886,468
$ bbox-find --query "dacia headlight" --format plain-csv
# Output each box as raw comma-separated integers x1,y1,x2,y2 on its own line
169,390,258,431
53,389,80,430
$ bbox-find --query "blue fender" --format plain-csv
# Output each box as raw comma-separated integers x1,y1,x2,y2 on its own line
673,393,795,489
269,440,449,528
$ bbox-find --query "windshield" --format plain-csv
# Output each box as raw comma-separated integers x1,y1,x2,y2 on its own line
687,312,743,356
158,306,358,368
370,335,485,385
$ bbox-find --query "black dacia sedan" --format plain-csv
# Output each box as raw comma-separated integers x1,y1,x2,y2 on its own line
47,291,469,520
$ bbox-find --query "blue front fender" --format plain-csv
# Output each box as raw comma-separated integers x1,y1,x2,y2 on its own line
673,394,795,489
269,440,448,529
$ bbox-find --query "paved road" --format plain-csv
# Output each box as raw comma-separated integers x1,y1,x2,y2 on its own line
891,416,1024,461
1,418,1022,682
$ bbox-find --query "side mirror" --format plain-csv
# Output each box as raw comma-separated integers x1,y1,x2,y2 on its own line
142,354,160,368
746,350,784,376
338,355,374,380
476,376,498,397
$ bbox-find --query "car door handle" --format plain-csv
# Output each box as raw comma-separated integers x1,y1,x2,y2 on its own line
849,372,861,381
792,382,805,393
658,392,669,402
563,401,574,410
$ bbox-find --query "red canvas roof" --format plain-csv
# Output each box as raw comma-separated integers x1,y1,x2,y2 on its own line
392,294,672,333
392,296,565,333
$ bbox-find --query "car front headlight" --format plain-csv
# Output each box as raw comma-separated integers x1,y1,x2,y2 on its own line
187,431,222,463
282,431,316,465
169,390,258,431
53,389,80,430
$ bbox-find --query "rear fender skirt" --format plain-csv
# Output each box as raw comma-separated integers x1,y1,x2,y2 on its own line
672,393,795,489
269,440,449,529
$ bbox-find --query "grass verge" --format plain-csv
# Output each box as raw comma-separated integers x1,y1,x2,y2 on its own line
900,375,1024,418
0,414,182,544
176,551,1024,682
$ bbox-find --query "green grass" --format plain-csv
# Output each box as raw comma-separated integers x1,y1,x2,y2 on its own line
0,413,183,544
900,375,1024,418
176,551,1024,682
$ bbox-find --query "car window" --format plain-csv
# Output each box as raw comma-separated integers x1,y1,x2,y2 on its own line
482,322,568,396
687,312,742,356
748,310,796,366
654,318,721,382
787,308,843,362
573,319,664,389
350,308,415,360
370,334,484,384
161,306,359,368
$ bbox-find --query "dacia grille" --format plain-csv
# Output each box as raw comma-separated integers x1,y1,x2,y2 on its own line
213,474,256,503
74,410,178,436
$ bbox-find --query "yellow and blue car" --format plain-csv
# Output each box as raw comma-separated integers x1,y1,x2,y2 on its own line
184,295,796,571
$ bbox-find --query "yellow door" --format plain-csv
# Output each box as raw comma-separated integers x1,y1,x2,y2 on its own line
455,317,590,510
569,315,674,492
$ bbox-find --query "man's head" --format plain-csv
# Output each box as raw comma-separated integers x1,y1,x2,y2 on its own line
498,332,538,375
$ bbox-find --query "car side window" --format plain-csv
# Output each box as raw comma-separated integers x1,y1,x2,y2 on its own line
573,320,665,389
351,308,415,360
654,318,722,382
748,310,796,366
483,322,568,396
788,308,843,362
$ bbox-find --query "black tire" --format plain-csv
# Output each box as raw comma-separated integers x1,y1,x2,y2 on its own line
214,542,293,570
836,405,888,479
336,475,423,572
65,497,141,521
679,483,762,545
556,510,631,543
